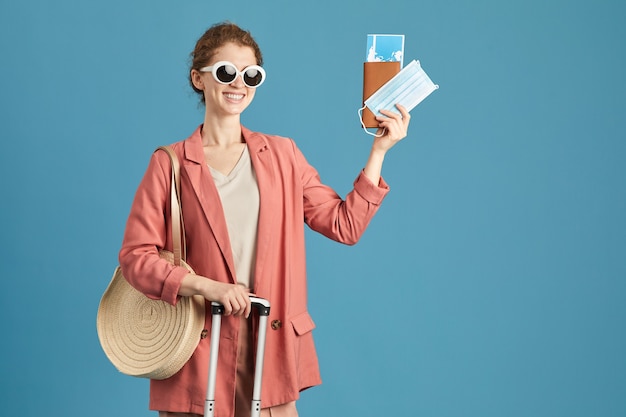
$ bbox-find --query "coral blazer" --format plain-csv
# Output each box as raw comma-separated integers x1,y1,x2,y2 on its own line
119,125,389,416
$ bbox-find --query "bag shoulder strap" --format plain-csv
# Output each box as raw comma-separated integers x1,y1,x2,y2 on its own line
155,145,186,266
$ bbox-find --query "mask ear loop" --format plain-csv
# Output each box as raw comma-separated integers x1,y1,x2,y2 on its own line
358,106,385,137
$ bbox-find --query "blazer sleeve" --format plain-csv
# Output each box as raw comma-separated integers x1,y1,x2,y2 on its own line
118,150,189,305
293,141,390,245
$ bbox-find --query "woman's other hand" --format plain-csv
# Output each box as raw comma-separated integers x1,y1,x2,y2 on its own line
180,274,252,317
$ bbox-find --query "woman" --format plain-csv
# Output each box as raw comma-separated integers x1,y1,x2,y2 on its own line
119,22,410,417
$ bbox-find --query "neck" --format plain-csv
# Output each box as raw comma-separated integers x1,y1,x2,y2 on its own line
201,114,243,147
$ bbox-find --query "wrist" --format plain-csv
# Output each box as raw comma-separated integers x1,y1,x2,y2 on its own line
369,147,386,164
180,273,207,297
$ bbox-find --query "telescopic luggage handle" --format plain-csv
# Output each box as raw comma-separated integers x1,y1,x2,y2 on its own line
205,296,271,417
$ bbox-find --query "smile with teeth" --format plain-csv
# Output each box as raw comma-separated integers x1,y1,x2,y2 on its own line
224,93,244,101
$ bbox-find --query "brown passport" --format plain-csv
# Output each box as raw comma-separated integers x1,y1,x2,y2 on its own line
362,61,401,128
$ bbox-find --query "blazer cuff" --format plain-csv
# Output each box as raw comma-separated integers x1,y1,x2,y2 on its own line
162,265,189,306
353,170,389,205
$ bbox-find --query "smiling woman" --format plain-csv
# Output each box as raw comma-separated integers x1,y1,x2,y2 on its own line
3,1,625,417
116,21,411,417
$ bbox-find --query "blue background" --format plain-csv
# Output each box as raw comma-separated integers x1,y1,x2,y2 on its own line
1,1,625,416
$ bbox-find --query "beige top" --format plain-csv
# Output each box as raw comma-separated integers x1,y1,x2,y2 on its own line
208,146,259,289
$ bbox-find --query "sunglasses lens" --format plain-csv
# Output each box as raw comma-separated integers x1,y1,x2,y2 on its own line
243,67,264,87
215,64,237,84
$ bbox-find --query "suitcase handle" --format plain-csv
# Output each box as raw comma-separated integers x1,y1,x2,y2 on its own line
205,297,271,417
210,296,270,316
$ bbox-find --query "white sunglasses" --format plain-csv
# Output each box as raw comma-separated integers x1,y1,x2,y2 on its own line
199,61,266,88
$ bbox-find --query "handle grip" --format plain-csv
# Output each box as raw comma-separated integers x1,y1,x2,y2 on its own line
210,296,270,316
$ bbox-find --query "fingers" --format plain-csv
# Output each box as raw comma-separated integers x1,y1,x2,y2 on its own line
396,103,410,121
226,295,250,317
376,104,410,140
242,292,253,318
218,285,252,317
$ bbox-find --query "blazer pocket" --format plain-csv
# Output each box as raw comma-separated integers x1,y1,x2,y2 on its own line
290,311,316,336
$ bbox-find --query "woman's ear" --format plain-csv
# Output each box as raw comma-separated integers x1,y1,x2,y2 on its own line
190,69,204,90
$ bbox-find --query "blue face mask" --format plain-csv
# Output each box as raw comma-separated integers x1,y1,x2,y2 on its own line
359,60,439,136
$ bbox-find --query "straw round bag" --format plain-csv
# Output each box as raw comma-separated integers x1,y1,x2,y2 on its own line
97,146,205,380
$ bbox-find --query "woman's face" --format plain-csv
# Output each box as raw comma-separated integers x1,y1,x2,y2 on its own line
192,42,259,118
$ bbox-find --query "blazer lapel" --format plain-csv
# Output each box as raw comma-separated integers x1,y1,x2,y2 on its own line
182,129,237,281
243,127,280,294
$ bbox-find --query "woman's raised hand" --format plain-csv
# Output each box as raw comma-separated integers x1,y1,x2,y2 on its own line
372,104,411,152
